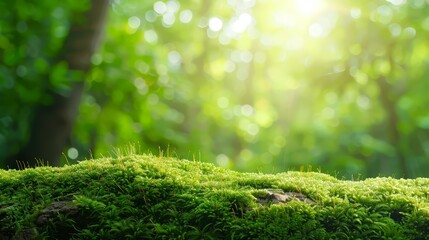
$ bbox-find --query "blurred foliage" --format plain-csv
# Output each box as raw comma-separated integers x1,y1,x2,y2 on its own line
2,0,429,178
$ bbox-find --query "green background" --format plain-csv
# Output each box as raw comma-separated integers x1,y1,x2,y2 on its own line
1,0,429,178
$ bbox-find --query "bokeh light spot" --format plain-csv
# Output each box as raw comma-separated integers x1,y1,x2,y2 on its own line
144,30,158,43
209,17,223,32
350,8,361,19
179,9,193,23
154,1,167,14
145,10,157,22
216,154,230,167
162,13,176,27
128,16,141,29
231,13,252,33
241,104,254,116
67,148,79,160
168,51,182,66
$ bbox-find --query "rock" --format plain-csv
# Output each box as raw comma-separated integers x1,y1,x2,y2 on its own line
36,201,79,225
256,189,316,206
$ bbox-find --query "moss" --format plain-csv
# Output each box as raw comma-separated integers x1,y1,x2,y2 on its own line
0,154,428,239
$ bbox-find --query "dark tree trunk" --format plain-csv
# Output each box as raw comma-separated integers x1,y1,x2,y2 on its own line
6,0,109,169
376,76,408,178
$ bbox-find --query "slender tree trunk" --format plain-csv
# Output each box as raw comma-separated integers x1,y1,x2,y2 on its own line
6,0,109,169
376,76,408,178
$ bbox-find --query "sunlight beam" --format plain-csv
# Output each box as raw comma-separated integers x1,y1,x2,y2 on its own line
293,0,325,16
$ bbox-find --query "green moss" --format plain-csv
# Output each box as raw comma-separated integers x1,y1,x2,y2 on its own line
0,154,428,239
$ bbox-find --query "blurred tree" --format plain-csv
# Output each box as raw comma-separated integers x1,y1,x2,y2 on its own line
2,0,109,168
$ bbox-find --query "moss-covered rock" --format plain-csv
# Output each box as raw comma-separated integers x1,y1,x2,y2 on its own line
0,155,428,239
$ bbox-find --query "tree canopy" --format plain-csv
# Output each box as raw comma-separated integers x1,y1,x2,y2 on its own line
1,0,429,177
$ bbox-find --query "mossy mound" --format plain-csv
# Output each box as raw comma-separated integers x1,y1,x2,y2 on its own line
1,155,428,239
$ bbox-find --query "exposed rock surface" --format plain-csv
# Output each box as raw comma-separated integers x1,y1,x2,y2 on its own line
256,189,316,206
36,201,79,225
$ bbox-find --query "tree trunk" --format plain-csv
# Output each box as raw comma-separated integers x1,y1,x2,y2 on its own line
6,0,109,169
376,76,408,178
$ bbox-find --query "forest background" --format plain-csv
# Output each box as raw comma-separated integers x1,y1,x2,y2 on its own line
1,0,429,178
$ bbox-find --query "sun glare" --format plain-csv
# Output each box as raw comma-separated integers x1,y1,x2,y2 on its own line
293,0,325,16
